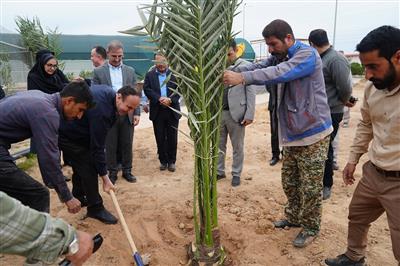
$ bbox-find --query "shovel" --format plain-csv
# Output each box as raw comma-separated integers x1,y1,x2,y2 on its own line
109,190,151,266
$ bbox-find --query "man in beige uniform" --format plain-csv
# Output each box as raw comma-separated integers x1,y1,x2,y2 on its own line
325,25,400,266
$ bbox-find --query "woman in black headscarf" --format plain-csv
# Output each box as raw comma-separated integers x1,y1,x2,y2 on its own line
27,50,70,155
27,49,69,93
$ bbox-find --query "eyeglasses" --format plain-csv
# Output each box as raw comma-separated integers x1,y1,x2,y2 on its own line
45,63,58,69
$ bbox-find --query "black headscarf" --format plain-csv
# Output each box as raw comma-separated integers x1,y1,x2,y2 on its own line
27,49,69,94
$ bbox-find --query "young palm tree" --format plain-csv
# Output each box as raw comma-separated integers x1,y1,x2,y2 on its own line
122,0,239,263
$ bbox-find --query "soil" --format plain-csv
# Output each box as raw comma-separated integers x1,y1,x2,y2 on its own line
1,79,397,266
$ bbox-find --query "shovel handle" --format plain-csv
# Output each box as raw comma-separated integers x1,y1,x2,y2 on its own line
109,190,139,254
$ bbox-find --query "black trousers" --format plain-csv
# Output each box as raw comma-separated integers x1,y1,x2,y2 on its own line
269,109,280,158
323,112,343,188
59,137,104,212
106,115,134,173
152,110,179,164
0,146,49,212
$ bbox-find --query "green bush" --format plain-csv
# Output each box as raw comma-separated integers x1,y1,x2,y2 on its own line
351,62,364,75
79,70,93,79
17,153,37,171
65,72,75,81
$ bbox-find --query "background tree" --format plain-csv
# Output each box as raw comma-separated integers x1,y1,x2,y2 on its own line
15,16,64,69
0,53,13,92
122,0,239,264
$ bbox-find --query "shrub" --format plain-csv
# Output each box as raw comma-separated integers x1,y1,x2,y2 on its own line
351,62,364,75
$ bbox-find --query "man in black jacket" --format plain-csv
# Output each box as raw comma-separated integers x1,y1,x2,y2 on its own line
59,84,141,224
143,53,181,172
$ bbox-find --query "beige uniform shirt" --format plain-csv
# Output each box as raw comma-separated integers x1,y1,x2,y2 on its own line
348,81,400,170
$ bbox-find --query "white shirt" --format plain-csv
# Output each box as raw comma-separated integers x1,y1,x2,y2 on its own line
108,62,123,92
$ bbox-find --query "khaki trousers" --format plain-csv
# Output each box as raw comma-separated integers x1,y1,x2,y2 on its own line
345,161,400,263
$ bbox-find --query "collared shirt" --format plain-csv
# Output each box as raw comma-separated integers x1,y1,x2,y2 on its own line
0,191,75,264
109,62,123,92
348,82,400,170
0,90,72,202
157,70,168,97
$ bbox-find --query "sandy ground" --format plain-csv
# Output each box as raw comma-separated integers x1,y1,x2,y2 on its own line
1,79,397,266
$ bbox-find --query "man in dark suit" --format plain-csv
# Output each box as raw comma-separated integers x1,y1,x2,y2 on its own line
59,84,141,224
143,53,181,172
92,40,140,184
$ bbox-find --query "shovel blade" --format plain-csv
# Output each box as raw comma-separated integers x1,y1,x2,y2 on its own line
133,252,145,266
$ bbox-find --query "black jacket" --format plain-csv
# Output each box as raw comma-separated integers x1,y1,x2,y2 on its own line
143,68,181,121
59,84,117,176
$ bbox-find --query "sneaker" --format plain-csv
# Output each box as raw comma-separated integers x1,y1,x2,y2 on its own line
293,230,317,248
323,186,332,200
231,176,240,187
325,254,366,266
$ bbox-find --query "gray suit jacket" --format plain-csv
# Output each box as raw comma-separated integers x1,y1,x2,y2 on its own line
93,62,140,118
227,58,256,123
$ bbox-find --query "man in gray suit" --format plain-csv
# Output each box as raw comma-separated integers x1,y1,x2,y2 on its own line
93,40,140,184
217,40,256,187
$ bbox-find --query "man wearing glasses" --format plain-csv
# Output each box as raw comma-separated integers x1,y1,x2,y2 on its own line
93,40,140,184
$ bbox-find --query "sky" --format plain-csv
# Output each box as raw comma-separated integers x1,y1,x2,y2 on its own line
1,0,399,53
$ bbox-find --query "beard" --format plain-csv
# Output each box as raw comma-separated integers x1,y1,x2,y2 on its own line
271,52,287,60
370,62,397,90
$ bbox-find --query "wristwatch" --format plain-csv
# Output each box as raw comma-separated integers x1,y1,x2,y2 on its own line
66,233,79,256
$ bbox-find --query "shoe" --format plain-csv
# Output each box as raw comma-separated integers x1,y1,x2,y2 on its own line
87,208,118,224
216,174,226,180
333,161,339,171
168,163,176,172
293,230,317,248
269,157,280,166
273,219,301,228
231,176,240,187
122,171,137,183
325,254,366,266
160,163,168,171
323,186,332,200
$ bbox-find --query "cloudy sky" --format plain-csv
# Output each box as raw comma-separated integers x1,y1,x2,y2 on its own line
1,0,399,52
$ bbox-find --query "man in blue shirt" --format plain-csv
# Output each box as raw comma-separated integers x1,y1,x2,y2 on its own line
59,84,141,224
0,81,94,213
143,53,181,172
224,19,332,248
93,40,140,184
